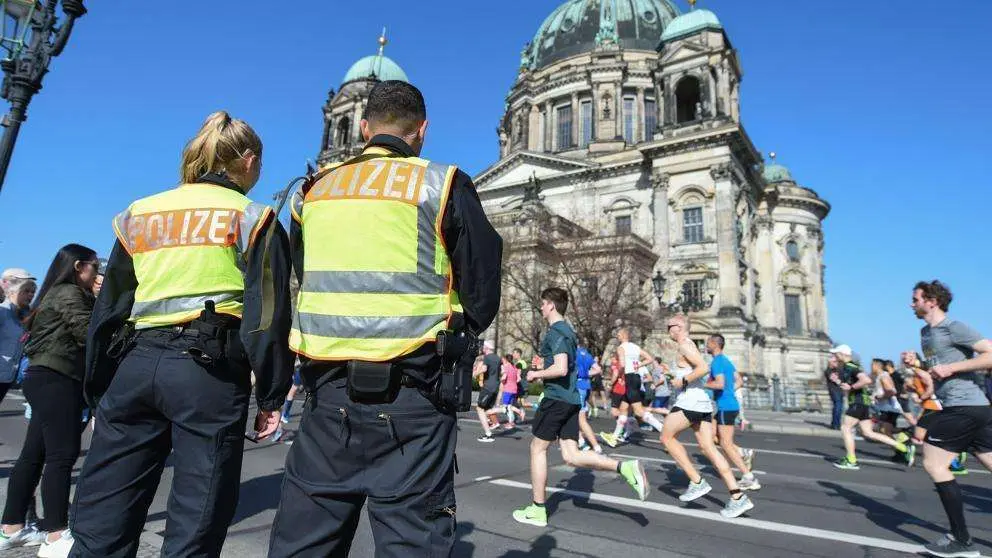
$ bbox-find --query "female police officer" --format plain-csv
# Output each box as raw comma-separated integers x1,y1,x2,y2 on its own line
66,111,294,558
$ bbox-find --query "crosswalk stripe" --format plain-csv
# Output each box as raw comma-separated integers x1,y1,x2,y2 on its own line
489,479,930,555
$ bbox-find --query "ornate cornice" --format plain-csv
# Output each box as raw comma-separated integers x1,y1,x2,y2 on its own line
709,162,732,181
650,170,670,191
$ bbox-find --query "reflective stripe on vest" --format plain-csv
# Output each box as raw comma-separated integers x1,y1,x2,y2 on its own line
290,148,463,361
112,183,272,329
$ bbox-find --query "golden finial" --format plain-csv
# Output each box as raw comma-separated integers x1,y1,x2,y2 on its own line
769,151,777,162
377,27,388,56
688,0,697,9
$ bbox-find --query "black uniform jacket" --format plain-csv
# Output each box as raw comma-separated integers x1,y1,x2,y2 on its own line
85,173,295,412
292,134,503,385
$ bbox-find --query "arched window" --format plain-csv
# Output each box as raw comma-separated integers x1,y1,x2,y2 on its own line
336,117,351,147
675,76,701,124
786,240,800,262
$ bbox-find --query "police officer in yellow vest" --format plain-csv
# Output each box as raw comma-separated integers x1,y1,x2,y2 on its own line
269,81,503,557
68,112,294,557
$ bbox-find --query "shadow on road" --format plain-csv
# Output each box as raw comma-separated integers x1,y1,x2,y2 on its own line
546,469,649,526
960,484,992,515
498,533,559,558
818,480,955,545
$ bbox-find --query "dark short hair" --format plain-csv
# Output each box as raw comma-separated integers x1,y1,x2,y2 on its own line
914,280,952,312
363,80,426,134
540,287,569,315
512,347,522,355
708,334,725,349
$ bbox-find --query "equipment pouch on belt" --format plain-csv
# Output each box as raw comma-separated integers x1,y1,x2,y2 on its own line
187,300,231,367
346,361,400,404
436,329,480,413
106,322,136,362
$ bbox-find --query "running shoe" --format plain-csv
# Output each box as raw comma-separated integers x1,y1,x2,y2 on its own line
37,530,74,558
678,479,712,502
741,448,755,471
923,533,979,557
599,432,618,448
904,444,916,467
280,415,290,425
0,526,46,550
477,434,495,443
271,429,284,443
950,457,969,476
512,504,548,527
832,456,860,470
619,459,650,501
593,446,603,454
720,495,754,518
738,474,761,491
894,431,910,444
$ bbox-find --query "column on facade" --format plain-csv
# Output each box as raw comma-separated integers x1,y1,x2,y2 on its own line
708,69,718,118
650,170,670,258
662,75,674,125
322,115,333,151
653,80,664,137
753,217,777,327
635,87,645,143
717,61,731,117
614,82,622,140
352,103,363,148
545,99,553,152
571,92,579,148
528,105,541,151
711,164,739,312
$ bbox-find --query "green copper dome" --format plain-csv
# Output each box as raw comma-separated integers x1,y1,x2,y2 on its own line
763,163,793,183
660,8,721,42
523,0,680,71
342,55,408,85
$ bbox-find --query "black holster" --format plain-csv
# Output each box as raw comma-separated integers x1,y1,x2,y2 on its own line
346,361,400,404
434,329,480,413
187,300,243,368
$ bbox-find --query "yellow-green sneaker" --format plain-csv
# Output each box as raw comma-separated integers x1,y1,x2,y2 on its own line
620,459,649,501
512,503,548,527
599,431,618,448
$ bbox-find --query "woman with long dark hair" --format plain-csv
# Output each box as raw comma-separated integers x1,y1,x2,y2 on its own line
0,244,98,554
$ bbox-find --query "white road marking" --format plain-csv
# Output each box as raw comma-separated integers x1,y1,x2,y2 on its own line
640,439,990,474
489,479,930,555
609,453,767,475
474,475,493,482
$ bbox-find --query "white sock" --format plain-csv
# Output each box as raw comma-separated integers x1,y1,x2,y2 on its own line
641,412,664,431
613,416,628,437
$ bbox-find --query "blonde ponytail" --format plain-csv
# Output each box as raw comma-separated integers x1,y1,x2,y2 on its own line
180,111,263,184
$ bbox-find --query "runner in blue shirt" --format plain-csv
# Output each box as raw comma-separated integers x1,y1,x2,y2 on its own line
704,334,760,491
575,345,603,453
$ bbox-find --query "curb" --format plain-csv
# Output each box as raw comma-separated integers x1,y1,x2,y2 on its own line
746,423,841,439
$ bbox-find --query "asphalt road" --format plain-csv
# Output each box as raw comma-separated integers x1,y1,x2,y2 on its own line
1,392,990,557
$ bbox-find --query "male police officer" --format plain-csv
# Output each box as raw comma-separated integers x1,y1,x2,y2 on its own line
269,81,503,557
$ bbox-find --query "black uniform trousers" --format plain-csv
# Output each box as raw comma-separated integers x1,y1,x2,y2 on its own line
268,375,457,558
69,329,250,558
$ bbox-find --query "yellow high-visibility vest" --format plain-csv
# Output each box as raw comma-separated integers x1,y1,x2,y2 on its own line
112,183,272,329
289,146,463,361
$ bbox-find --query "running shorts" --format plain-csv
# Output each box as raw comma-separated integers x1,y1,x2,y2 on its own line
714,409,739,426
651,396,670,409
924,406,992,454
671,406,712,425
898,397,911,413
500,392,517,406
876,411,900,427
845,403,871,421
477,390,497,411
917,408,938,429
591,375,604,391
578,388,590,412
532,398,581,441
622,373,645,405
611,393,625,409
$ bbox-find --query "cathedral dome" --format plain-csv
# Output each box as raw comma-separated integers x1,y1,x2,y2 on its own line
342,55,408,85
763,163,793,184
660,8,721,42
524,0,681,70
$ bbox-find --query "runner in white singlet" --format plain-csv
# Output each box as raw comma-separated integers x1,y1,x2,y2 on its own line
600,328,665,448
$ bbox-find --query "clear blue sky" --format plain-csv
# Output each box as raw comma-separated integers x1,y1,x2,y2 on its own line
1,1,989,362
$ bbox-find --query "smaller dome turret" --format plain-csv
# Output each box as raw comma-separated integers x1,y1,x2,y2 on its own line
341,29,409,85
762,152,793,183
660,6,721,43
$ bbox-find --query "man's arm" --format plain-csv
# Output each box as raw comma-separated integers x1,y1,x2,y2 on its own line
441,170,503,333
680,341,709,384
850,372,873,390
84,241,137,408
528,353,568,380
241,218,294,412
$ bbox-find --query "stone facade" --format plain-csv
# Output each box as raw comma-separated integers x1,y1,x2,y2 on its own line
473,2,832,379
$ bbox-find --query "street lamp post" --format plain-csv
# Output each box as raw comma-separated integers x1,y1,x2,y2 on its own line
651,269,716,314
0,0,85,194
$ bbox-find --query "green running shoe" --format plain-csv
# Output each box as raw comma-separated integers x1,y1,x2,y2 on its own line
620,459,649,501
512,503,548,527
833,456,859,470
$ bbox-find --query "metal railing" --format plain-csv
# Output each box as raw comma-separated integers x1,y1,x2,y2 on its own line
740,377,828,413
